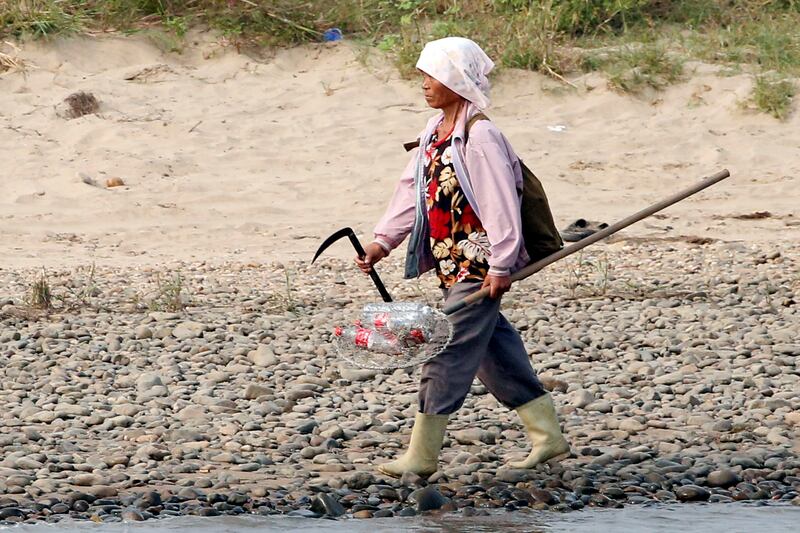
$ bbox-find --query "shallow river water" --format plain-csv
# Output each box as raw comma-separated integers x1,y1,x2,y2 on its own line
4,503,798,533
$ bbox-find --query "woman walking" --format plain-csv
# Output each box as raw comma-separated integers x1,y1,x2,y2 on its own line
356,37,569,477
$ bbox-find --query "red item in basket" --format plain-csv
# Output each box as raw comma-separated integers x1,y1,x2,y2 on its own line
407,329,426,344
372,312,390,329
334,325,403,354
354,327,372,348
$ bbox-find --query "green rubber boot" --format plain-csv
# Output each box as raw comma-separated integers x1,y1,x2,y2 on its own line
377,412,448,478
508,393,570,469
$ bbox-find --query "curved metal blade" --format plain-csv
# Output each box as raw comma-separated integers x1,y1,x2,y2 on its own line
312,227,355,263
312,226,393,302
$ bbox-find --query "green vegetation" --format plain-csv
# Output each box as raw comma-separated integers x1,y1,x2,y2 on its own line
2,1,799,117
26,268,53,310
20,264,106,312
264,263,298,314
750,73,797,119
583,43,685,93
146,273,186,312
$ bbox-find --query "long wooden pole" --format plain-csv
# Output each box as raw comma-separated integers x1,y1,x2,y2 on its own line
443,169,731,315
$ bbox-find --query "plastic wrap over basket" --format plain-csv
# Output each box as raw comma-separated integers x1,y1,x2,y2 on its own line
333,302,453,370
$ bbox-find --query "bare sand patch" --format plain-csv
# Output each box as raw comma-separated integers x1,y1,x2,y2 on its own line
0,35,797,269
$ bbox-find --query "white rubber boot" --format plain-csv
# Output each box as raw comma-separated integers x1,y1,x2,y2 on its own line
377,412,448,478
508,393,570,468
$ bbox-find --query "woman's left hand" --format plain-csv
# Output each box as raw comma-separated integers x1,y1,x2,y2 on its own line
481,274,512,299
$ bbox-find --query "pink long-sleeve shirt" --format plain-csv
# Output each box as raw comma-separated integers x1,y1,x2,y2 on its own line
374,103,530,278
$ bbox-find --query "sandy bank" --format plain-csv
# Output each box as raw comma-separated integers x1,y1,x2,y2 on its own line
0,35,797,269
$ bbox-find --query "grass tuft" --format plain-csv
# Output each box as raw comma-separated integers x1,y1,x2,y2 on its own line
750,73,796,119
0,50,22,72
27,269,53,310
604,44,685,94
565,251,612,299
0,40,30,73
63,91,99,118
61,263,100,309
264,263,297,314
142,273,186,312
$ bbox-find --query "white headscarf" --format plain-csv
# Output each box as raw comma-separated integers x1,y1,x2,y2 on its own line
416,37,495,110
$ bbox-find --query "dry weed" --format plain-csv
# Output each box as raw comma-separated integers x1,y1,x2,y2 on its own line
0,41,31,74
63,91,100,118
26,268,53,310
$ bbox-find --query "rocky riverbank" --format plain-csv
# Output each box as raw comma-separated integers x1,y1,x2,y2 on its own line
0,240,798,525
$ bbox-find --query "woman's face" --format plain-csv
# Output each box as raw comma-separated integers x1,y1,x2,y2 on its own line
421,72,463,109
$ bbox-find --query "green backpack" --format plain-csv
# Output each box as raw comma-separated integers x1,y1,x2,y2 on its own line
405,113,563,263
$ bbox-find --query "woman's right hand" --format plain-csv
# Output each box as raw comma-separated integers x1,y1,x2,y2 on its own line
355,242,388,274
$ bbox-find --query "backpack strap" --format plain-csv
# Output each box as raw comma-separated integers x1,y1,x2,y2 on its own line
403,112,490,152
464,112,490,143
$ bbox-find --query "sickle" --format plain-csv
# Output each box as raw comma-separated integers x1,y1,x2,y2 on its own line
312,227,393,302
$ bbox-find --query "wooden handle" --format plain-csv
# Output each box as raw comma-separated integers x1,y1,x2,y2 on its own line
349,234,393,303
443,169,730,315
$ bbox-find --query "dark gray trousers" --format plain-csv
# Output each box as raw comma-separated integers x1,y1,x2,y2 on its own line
418,281,546,415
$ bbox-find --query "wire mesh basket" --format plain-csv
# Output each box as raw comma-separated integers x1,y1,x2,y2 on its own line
333,302,454,370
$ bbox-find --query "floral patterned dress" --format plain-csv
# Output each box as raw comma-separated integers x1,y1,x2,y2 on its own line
424,127,491,288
